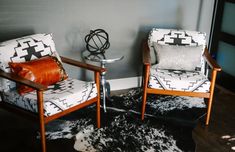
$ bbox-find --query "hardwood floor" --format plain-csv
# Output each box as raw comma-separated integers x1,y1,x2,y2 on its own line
193,86,235,152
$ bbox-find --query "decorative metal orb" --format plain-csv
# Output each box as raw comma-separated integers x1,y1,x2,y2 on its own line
84,29,110,54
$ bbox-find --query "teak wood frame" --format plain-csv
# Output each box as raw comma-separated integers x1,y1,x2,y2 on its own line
141,40,221,126
0,56,105,152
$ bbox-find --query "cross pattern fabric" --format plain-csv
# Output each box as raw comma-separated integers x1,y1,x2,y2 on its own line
149,68,210,93
148,28,206,74
0,33,60,92
0,33,101,152
1,78,97,116
147,28,210,93
142,28,221,126
0,33,98,116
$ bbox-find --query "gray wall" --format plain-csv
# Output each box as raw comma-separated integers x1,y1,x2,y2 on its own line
0,0,214,80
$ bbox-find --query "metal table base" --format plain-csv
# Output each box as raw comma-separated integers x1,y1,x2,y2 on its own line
83,51,124,112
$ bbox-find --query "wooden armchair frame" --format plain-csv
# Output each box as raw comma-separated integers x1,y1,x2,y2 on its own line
0,56,105,152
141,40,221,126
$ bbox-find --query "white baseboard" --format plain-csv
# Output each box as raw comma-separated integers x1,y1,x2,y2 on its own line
107,76,142,91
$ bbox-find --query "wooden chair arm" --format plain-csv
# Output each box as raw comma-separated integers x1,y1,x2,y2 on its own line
0,70,47,91
142,40,151,66
203,48,221,71
60,56,106,73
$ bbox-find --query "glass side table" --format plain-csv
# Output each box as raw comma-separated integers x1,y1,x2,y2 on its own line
82,51,124,112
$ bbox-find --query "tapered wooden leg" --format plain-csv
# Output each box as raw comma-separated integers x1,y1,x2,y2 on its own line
206,70,217,125
141,65,145,87
37,90,46,152
39,120,46,152
141,65,150,120
141,88,148,120
97,97,101,128
95,72,101,128
206,96,213,125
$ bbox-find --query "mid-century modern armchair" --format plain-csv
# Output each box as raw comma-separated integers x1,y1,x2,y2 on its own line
0,33,105,152
141,28,221,125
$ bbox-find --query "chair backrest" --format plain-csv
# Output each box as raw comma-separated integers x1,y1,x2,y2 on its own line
148,28,207,74
0,33,60,92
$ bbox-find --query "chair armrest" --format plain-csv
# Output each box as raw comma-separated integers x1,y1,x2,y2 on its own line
0,70,47,91
60,56,106,73
142,40,151,66
203,48,221,71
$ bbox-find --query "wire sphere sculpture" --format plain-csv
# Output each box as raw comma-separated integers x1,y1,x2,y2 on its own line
85,29,110,54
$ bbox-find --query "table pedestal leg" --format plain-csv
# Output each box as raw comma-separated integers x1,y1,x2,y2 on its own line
101,78,107,112
83,52,124,112
101,62,107,112
105,82,111,99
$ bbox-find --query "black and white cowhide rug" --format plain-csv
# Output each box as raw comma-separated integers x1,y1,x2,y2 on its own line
45,88,206,152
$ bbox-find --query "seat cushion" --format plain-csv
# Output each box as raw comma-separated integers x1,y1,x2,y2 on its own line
1,78,97,116
149,68,210,93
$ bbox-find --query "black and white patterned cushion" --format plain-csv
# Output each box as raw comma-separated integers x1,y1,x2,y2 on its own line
1,78,97,116
148,28,206,74
149,68,210,93
0,33,60,92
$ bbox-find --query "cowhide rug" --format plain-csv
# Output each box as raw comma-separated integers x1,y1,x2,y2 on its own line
45,88,206,152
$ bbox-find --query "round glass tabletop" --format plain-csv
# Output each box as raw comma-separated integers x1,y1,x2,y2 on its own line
82,51,124,64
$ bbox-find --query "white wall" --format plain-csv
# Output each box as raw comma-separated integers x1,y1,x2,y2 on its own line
198,0,215,44
0,0,215,83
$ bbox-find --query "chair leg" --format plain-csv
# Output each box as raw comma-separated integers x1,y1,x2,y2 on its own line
95,72,101,128
206,97,213,125
39,121,46,152
205,69,217,125
141,65,145,87
141,88,147,120
97,98,101,128
141,65,150,120
37,90,46,152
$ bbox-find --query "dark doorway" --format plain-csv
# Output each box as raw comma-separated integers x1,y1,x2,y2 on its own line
209,0,235,92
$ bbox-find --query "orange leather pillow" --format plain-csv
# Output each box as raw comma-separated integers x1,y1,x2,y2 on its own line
9,56,68,95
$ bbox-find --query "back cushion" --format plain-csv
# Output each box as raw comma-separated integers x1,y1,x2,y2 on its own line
153,43,204,71
148,28,206,73
0,33,61,92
